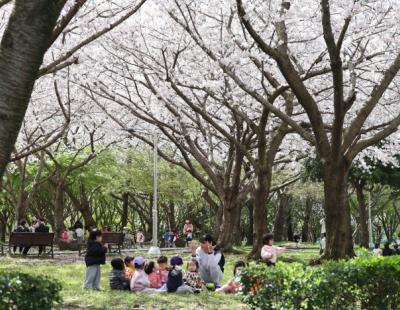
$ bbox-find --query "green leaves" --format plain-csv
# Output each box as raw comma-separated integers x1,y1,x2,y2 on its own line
241,256,400,309
0,271,62,310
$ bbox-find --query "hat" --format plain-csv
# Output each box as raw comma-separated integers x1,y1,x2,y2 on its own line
170,256,183,266
133,256,145,265
199,234,214,243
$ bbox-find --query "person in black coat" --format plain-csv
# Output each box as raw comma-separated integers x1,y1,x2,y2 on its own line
83,230,107,290
13,219,30,254
382,242,394,256
34,218,50,255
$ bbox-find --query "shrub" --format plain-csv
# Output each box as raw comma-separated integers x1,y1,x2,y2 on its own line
241,255,400,310
0,271,62,310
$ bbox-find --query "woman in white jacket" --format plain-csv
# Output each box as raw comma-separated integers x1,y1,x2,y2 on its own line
190,234,224,286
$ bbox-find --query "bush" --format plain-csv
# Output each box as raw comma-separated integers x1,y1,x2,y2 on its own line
0,271,62,310
241,256,400,309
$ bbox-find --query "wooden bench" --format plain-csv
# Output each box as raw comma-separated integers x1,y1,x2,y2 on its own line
102,232,124,255
78,232,124,256
9,232,55,258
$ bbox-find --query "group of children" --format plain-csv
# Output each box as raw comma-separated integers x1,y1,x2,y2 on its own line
83,229,247,294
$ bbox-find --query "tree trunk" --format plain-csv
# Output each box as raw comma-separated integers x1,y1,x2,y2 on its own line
217,202,241,251
247,200,254,245
65,185,96,230
274,192,289,242
0,1,65,182
121,192,129,229
54,182,65,241
322,161,355,259
286,207,294,241
354,181,369,248
249,169,270,258
213,203,223,241
301,196,313,242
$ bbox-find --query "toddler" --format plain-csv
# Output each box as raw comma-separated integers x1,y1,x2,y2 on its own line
110,258,130,290
261,233,285,266
183,259,204,291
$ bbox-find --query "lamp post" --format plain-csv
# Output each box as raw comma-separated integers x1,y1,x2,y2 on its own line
125,128,160,254
368,191,373,248
148,132,160,254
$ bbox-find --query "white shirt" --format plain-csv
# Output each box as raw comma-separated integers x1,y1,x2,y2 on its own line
372,248,382,256
194,247,222,271
320,237,326,251
261,245,285,263
75,228,84,238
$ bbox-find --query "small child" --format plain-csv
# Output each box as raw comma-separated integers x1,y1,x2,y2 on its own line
145,261,162,289
130,257,152,292
183,259,204,291
76,226,84,243
372,243,382,256
124,256,135,279
110,258,130,290
217,261,246,294
167,256,193,293
83,230,107,290
261,233,286,266
157,256,169,285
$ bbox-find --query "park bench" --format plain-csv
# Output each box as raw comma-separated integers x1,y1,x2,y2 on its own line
9,232,55,258
101,232,124,255
78,232,124,256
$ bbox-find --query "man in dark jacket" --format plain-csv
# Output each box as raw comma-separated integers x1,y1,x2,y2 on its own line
109,258,130,290
34,218,50,255
14,219,30,254
84,230,107,290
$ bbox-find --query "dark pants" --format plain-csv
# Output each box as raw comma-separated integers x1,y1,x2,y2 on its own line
265,261,275,267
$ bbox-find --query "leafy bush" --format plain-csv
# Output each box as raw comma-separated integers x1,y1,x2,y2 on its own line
0,271,62,310
241,256,400,309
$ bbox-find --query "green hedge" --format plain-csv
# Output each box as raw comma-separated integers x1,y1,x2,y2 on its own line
240,255,400,310
0,272,62,310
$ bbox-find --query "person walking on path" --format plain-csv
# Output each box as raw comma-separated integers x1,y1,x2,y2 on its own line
190,234,224,287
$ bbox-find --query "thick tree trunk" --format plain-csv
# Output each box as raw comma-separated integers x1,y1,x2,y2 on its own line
217,202,241,251
274,192,289,242
301,196,313,242
247,200,254,245
213,203,223,241
286,208,294,241
249,170,270,258
0,1,65,182
121,192,129,229
322,161,355,259
65,185,96,230
354,181,369,248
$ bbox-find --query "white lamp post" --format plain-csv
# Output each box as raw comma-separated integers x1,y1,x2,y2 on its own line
148,132,160,255
125,128,160,255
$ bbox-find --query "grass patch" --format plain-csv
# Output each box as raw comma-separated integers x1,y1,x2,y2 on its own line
0,247,319,309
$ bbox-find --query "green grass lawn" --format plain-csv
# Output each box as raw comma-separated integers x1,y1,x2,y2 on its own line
0,246,319,309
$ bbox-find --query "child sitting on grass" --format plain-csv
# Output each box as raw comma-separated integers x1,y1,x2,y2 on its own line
83,230,107,290
261,233,286,266
145,261,163,289
124,256,135,279
130,257,151,292
183,258,204,292
167,256,193,293
110,258,130,290
157,256,169,285
217,261,246,294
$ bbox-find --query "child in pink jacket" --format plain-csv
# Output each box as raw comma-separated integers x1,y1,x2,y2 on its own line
145,261,163,289
261,234,286,266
